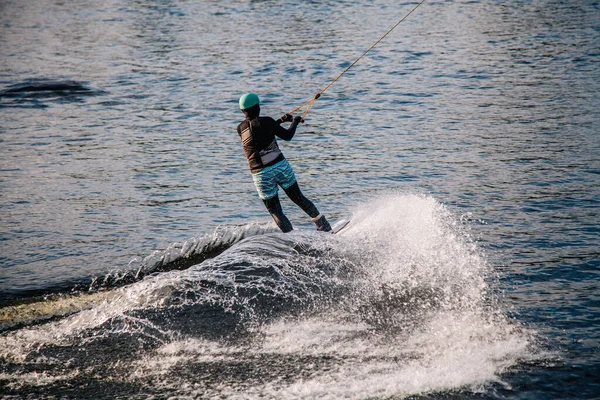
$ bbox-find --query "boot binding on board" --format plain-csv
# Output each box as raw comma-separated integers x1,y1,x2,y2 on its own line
312,214,332,232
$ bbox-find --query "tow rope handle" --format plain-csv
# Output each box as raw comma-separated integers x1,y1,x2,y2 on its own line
287,0,425,123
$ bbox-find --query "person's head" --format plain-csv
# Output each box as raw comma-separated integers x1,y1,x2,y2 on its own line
239,92,260,119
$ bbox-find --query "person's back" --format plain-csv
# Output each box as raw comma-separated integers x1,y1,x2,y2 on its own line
237,116,288,173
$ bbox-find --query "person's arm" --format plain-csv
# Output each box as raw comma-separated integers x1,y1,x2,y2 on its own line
273,116,302,141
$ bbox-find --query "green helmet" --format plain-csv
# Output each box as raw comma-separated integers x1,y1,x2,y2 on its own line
239,92,260,110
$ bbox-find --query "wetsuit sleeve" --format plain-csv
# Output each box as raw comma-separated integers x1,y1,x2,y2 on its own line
269,117,299,141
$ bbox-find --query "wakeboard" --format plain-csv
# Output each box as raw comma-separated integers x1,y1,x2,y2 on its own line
331,219,350,234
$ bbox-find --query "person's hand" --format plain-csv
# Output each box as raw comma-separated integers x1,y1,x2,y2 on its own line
280,114,293,122
293,116,304,124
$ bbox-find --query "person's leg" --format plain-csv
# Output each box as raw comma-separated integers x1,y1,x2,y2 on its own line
263,194,293,233
283,182,319,217
253,165,293,232
283,182,332,232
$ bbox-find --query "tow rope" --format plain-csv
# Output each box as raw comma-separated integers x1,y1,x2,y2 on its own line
288,0,426,122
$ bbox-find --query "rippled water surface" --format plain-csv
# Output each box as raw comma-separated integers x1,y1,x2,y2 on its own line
1,0,599,398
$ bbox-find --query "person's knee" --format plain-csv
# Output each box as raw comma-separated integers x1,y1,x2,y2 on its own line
263,195,281,213
284,184,318,218
284,183,309,207
283,182,301,201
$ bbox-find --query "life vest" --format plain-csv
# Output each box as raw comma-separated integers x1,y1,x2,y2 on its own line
239,118,284,173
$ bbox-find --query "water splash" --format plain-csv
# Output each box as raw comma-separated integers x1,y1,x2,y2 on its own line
0,194,535,399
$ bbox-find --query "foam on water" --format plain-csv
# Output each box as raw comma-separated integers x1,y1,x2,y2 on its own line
124,194,533,399
0,194,535,398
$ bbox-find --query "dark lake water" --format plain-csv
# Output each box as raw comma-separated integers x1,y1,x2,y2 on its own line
1,0,599,398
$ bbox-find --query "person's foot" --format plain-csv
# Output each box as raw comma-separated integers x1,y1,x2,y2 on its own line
312,214,332,232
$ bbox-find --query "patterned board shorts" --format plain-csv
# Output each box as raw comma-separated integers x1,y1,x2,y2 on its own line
252,159,297,200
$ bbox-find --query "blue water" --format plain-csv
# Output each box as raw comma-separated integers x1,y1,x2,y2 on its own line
1,0,599,398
